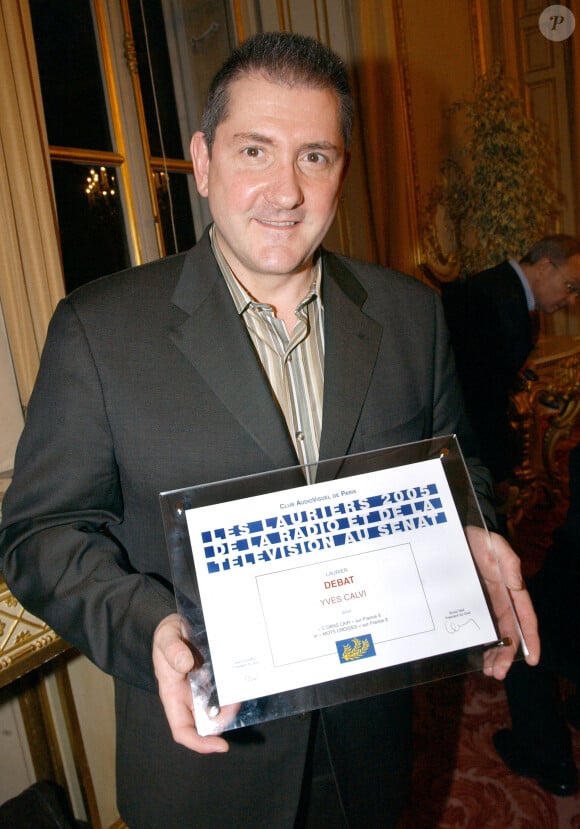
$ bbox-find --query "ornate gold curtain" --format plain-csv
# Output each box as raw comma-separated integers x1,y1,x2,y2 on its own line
347,0,420,275
0,0,64,408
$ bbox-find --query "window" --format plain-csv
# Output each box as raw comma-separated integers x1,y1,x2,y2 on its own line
29,0,235,292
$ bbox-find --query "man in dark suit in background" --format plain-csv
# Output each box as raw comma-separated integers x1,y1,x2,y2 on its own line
442,236,580,488
442,238,580,794
0,32,538,829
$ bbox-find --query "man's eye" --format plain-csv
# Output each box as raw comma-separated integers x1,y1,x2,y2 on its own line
305,151,326,164
243,147,262,158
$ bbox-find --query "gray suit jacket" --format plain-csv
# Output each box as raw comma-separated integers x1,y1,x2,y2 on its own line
0,230,492,828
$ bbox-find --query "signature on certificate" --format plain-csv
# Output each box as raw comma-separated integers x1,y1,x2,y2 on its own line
445,617,480,634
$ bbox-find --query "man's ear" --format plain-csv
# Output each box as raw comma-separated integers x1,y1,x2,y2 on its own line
190,131,210,197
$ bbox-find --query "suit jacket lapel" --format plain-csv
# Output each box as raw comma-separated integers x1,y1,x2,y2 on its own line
168,234,298,471
318,253,383,470
168,237,382,478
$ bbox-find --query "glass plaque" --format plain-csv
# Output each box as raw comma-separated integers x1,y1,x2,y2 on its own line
160,435,527,735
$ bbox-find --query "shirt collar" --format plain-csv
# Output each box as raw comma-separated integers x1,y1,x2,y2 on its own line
209,223,322,315
509,258,535,311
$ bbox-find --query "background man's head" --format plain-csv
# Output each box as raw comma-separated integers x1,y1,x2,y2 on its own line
200,31,354,156
520,234,580,312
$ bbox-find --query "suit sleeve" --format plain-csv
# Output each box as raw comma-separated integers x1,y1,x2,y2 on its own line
0,299,175,693
431,289,497,529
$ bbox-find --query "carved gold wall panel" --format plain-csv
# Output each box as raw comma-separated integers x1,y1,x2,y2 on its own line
510,336,580,522
0,580,67,688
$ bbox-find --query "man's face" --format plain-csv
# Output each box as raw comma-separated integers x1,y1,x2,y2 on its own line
533,254,580,312
191,74,348,293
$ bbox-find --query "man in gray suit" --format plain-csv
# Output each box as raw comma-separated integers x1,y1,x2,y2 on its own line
0,32,538,829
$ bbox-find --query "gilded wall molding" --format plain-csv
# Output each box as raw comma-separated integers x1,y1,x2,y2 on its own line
510,336,580,520
468,0,488,76
392,0,421,269
0,580,68,688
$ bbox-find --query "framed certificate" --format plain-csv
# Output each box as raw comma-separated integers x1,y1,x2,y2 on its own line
160,435,526,735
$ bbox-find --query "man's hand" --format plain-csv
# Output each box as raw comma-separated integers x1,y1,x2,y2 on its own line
153,613,234,754
466,527,540,680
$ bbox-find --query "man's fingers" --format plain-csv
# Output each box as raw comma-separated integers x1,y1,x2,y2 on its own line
152,613,230,754
467,528,540,676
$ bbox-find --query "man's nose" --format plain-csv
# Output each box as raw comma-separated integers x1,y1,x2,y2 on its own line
264,162,304,209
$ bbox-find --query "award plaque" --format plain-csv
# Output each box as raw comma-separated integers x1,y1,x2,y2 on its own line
160,435,527,735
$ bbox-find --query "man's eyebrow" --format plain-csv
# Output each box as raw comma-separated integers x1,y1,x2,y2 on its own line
232,133,341,153
302,141,342,152
233,132,275,144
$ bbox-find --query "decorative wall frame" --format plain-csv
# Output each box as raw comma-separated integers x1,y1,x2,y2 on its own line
0,576,68,689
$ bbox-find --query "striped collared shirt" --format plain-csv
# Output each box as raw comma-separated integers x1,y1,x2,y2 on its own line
210,225,324,482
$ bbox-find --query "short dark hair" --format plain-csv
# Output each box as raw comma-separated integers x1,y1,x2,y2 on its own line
200,31,354,154
520,234,580,265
